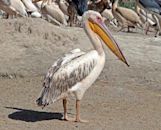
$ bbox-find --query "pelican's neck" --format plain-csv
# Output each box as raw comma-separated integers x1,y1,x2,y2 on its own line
84,20,104,55
112,0,119,10
135,4,140,14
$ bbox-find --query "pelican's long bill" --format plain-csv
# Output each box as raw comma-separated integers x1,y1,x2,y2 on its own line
88,18,129,66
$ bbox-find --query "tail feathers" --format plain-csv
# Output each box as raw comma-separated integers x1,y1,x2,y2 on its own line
152,23,157,27
36,87,52,108
36,97,49,108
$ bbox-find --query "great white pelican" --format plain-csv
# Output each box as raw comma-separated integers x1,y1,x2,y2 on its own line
36,10,129,123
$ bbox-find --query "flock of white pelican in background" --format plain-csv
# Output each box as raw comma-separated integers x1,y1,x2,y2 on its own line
0,0,161,37
1,0,161,123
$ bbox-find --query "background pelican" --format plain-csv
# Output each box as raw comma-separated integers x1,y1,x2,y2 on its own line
0,0,28,17
112,0,143,32
42,2,67,25
136,0,161,36
33,0,67,25
36,10,128,122
22,0,38,12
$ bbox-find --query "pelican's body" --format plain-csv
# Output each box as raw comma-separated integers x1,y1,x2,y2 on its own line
40,2,67,25
33,0,67,25
136,5,158,35
0,0,28,17
0,0,17,16
39,49,105,104
36,10,128,122
136,6,155,25
22,0,38,12
136,0,161,36
57,0,69,15
112,0,142,32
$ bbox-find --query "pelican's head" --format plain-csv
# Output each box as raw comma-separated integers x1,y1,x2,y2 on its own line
82,10,129,66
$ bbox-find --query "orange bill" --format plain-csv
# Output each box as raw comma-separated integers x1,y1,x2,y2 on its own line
88,19,129,66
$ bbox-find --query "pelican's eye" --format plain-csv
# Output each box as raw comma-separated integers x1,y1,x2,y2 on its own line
96,16,102,23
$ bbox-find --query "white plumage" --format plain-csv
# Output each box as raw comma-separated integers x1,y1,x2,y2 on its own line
0,0,28,17
21,0,38,12
36,10,128,122
41,2,67,25
37,49,101,105
112,0,142,31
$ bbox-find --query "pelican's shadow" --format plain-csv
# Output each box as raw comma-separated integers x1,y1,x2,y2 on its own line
6,107,63,122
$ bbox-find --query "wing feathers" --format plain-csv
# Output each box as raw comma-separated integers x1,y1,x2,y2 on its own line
36,50,98,107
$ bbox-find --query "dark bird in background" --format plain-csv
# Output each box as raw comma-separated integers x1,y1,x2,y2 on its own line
67,0,88,26
136,0,161,36
155,0,161,7
72,0,88,16
88,0,111,14
138,0,161,14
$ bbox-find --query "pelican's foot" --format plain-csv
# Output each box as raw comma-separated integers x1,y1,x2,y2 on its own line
62,117,75,122
75,119,89,123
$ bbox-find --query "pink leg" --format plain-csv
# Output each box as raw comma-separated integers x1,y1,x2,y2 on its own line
62,99,74,121
75,100,88,123
63,99,68,120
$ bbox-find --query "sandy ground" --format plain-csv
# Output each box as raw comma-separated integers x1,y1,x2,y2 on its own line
0,18,161,130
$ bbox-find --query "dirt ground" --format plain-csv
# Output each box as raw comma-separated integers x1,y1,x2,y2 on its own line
0,18,161,130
